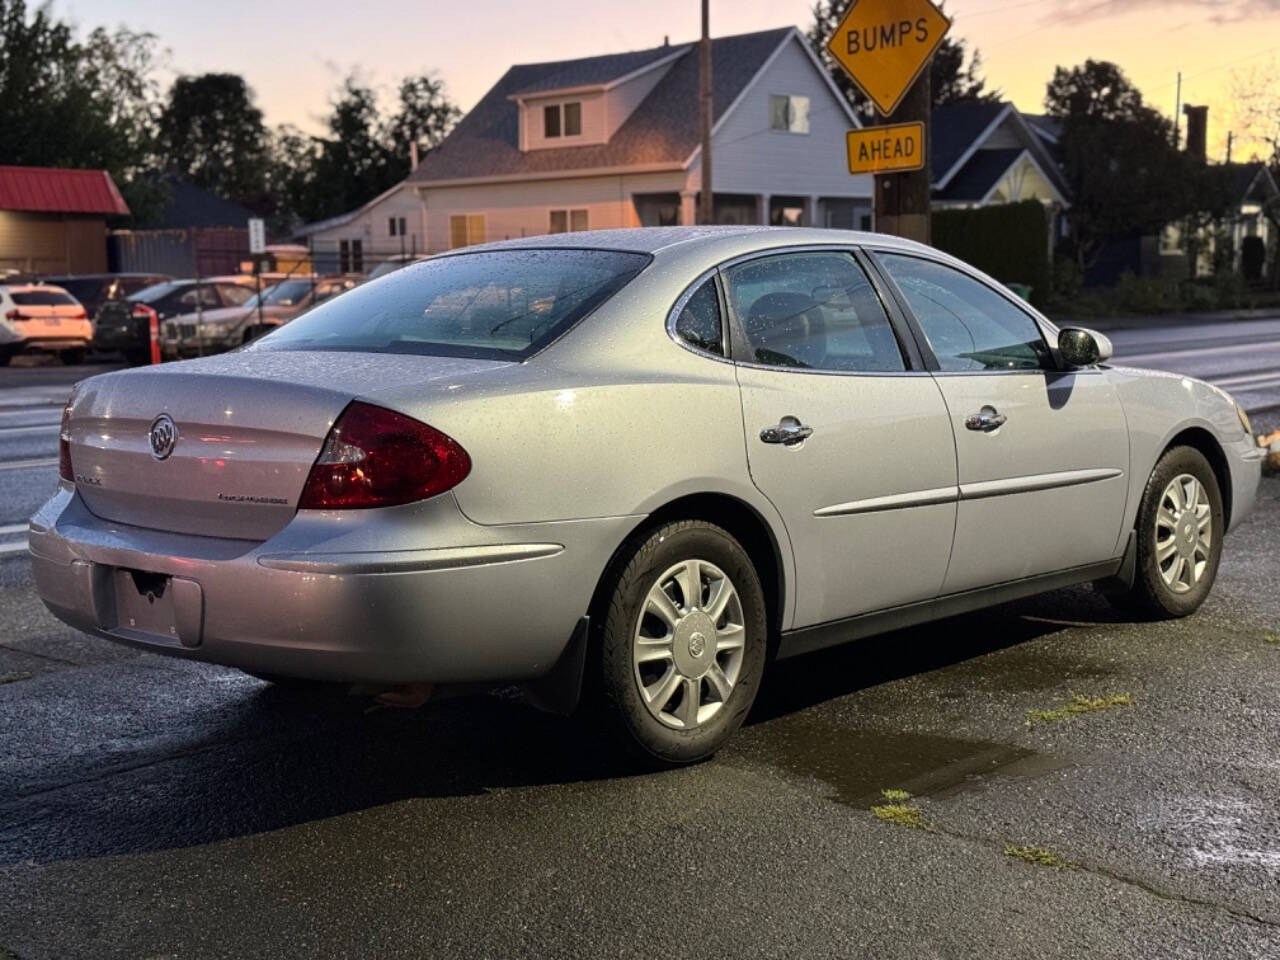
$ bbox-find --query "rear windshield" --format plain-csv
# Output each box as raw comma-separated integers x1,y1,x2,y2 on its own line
11,289,77,306
249,248,651,361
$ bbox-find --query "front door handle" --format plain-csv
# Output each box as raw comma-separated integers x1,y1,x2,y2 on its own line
965,405,1007,432
760,417,813,446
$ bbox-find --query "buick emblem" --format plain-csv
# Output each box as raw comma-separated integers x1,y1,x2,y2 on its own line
148,414,177,461
688,631,707,658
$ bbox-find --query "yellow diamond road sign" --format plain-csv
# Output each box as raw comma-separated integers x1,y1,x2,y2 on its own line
826,0,951,117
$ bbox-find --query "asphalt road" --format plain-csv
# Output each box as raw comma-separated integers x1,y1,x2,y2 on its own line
0,318,1277,959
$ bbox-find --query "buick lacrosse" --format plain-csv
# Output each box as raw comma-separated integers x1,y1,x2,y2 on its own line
31,227,1263,764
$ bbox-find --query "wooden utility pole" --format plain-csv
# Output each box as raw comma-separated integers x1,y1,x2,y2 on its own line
873,70,932,243
698,0,713,225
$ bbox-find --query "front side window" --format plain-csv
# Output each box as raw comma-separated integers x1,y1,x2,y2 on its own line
250,248,650,361
877,254,1050,372
673,280,723,356
724,252,905,372
769,95,810,134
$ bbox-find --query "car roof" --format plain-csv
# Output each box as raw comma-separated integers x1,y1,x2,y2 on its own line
0,283,71,293
449,225,937,257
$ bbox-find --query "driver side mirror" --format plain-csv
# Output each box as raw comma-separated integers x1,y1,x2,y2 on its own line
1057,327,1112,368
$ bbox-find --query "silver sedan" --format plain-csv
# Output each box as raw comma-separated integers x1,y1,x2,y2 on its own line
30,227,1264,765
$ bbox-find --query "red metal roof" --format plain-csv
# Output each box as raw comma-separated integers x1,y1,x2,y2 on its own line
0,165,130,216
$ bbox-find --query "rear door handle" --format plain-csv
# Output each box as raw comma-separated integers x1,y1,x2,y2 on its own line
965,406,1007,432
760,418,813,446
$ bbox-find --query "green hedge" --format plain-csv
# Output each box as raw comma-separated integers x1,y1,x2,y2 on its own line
930,200,1051,306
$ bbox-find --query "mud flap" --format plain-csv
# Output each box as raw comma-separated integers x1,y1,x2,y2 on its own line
1093,531,1137,595
522,616,590,716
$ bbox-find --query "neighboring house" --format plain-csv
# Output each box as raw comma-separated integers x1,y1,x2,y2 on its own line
930,102,1070,221
0,166,129,275
407,27,871,250
109,177,256,277
295,180,426,275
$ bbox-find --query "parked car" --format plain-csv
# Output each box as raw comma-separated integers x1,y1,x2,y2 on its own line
0,283,93,365
31,228,1263,766
161,276,359,358
38,273,171,322
92,277,256,365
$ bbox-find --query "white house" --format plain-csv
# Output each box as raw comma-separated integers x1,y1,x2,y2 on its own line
294,180,427,274
407,27,872,250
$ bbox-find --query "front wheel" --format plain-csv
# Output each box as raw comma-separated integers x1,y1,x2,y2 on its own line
1109,445,1224,619
592,520,768,767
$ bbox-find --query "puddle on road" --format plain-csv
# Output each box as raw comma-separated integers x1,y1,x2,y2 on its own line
751,712,1071,809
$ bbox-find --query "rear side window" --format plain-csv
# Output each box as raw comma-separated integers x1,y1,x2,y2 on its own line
673,280,723,356
11,289,77,306
251,248,651,361
723,252,905,372
878,254,1050,372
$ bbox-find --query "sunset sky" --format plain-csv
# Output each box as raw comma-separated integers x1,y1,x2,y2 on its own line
62,0,1280,161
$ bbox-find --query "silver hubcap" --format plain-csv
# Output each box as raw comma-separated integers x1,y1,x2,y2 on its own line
633,558,746,730
1155,473,1212,594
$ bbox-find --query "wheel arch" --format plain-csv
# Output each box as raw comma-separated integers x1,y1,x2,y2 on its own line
1162,425,1233,529
586,492,790,648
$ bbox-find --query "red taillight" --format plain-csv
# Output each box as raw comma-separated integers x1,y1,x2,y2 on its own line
70,308,87,320
131,304,157,320
58,400,73,482
5,309,23,322
297,402,471,510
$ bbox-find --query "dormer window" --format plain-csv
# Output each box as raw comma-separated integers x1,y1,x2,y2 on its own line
544,101,582,139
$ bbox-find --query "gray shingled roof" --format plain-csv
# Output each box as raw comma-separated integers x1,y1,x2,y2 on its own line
929,101,1007,182
933,148,1023,202
410,27,794,183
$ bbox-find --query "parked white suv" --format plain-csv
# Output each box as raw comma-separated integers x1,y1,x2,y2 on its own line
0,284,93,365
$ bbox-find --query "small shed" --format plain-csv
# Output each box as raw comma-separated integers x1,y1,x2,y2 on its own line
108,178,255,278
0,165,129,275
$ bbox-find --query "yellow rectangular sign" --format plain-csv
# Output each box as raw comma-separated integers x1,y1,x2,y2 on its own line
846,122,925,175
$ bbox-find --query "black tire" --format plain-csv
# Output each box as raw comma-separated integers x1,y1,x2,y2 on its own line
123,348,150,366
60,348,86,365
0,351,11,367
1109,445,1224,619
589,520,768,767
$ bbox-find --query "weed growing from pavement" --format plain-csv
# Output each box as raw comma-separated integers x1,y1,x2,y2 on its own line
870,789,927,829
1027,692,1132,724
1265,634,1279,646
1004,845,1069,868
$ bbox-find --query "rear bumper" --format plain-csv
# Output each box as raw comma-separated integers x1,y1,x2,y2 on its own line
30,485,636,685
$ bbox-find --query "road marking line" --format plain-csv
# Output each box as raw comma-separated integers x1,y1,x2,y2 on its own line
0,423,59,437
0,523,27,536
1209,371,1280,388
0,540,28,556
1118,341,1280,364
0,457,58,471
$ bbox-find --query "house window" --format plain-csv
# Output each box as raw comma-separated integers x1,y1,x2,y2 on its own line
389,216,408,237
339,239,364,273
449,214,485,248
769,94,810,134
543,101,582,139
389,217,397,236
549,209,588,233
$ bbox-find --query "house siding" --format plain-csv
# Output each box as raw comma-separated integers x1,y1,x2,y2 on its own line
420,170,687,250
706,35,871,201
306,185,426,270
0,211,107,274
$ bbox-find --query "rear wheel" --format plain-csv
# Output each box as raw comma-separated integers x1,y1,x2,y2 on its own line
591,520,767,766
1109,445,1224,619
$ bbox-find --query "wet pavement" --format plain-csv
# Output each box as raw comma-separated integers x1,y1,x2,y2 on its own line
0,343,1278,959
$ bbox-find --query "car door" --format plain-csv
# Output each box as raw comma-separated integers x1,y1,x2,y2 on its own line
871,251,1129,593
724,249,959,629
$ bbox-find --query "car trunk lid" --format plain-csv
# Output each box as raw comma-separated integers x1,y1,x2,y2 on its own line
66,350,511,540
